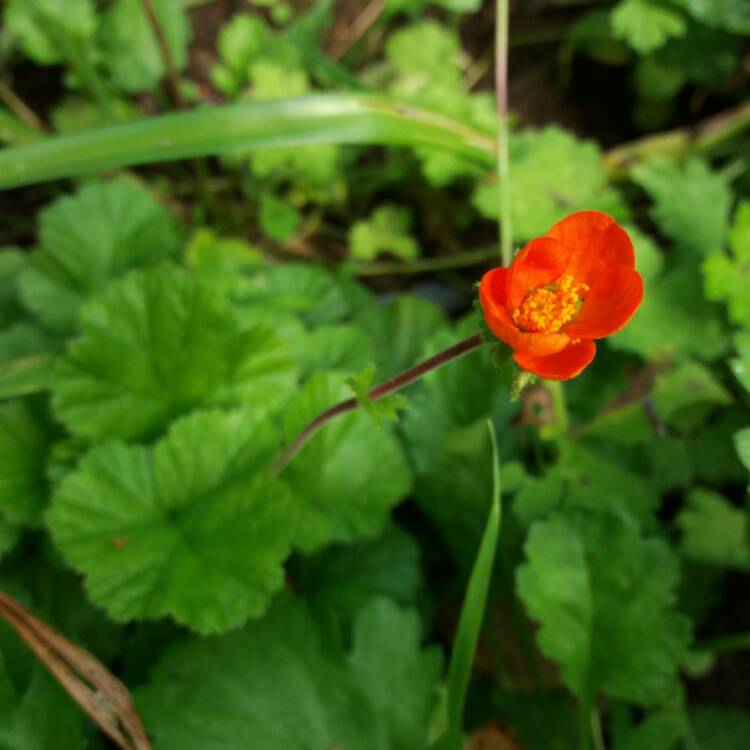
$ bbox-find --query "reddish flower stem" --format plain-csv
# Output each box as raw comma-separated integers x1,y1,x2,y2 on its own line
273,332,485,473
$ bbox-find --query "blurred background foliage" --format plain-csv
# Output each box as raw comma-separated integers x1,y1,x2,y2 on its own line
0,0,749,749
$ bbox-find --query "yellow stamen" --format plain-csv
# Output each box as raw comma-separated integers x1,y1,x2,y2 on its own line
512,275,589,334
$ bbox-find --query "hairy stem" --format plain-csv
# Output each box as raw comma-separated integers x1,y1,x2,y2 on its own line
273,333,485,473
495,0,512,266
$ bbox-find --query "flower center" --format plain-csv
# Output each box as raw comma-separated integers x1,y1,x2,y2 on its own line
512,275,589,334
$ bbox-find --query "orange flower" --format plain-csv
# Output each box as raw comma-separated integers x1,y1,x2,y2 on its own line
479,211,643,381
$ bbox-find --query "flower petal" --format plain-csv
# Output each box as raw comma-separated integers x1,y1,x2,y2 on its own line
565,266,644,339
478,267,510,312
514,339,596,381
483,306,570,357
507,237,571,309
546,211,635,286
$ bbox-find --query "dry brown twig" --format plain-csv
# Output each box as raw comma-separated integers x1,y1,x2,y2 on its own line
0,590,151,750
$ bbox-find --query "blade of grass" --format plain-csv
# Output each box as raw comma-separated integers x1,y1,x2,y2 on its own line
0,93,496,191
442,419,503,750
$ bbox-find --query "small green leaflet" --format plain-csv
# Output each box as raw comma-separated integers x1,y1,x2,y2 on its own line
346,364,407,426
611,0,687,54
349,205,420,263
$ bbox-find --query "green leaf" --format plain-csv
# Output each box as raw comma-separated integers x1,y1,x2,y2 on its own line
350,205,420,262
0,659,85,750
281,372,411,552
568,9,632,66
251,59,309,101
634,57,686,102
292,524,424,616
386,21,462,87
210,14,271,96
703,200,750,326
386,0,481,15
136,594,440,750
355,296,448,379
0,400,51,526
52,265,296,441
349,598,442,750
671,0,750,33
99,0,190,93
611,706,685,750
610,265,729,361
0,352,55,400
295,324,374,379
611,0,687,54
678,489,750,571
19,179,181,332
473,127,628,241
46,409,295,634
633,158,730,256
259,192,301,241
627,224,664,283
651,360,732,431
4,0,96,65
687,410,748,485
239,263,350,326
51,96,138,134
517,508,690,705
514,442,660,530
444,421,501,750
656,25,742,86
184,227,262,296
249,143,342,205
